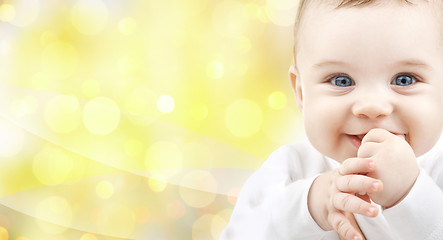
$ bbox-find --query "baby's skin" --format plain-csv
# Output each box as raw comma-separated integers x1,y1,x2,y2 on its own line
308,128,419,240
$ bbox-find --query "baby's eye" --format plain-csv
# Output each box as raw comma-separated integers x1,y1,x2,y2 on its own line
330,75,354,87
392,74,416,86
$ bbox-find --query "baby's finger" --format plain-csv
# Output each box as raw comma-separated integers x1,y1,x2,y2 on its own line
357,142,379,159
328,212,362,240
336,174,383,194
339,158,375,175
361,128,391,144
332,192,379,217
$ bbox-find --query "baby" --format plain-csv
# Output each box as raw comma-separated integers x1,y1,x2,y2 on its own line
221,0,443,239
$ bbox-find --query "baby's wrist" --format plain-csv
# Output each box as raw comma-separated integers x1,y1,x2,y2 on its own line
307,173,332,230
381,168,419,208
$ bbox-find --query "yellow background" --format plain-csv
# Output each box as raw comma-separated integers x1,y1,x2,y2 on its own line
0,0,305,239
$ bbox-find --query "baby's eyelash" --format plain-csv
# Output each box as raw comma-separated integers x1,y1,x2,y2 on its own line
324,73,351,82
392,72,422,81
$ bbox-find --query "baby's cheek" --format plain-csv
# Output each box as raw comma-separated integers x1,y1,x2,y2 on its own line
408,130,437,157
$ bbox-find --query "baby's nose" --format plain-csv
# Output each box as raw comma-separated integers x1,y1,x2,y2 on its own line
352,96,393,119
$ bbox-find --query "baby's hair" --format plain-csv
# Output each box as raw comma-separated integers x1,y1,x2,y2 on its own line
292,0,442,66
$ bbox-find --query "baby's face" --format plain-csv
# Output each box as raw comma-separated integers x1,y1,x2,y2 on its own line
291,1,443,162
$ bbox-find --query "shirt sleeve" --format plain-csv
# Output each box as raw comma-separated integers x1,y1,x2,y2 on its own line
220,145,332,240
383,168,443,240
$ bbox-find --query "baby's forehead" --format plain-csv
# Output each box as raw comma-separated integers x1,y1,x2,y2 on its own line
294,0,443,53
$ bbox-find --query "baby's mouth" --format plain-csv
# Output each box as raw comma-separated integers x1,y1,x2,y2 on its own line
348,134,364,148
356,134,366,141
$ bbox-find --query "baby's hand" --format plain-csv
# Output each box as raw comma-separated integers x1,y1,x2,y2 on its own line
358,128,419,207
308,158,382,240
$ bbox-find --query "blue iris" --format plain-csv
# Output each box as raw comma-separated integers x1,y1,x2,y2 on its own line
393,75,415,86
332,76,354,87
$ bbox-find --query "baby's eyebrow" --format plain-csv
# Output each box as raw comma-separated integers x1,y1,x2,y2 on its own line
393,59,432,70
312,60,349,69
312,59,432,70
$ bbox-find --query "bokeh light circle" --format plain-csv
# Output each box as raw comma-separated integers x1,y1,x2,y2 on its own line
217,208,234,222
44,95,81,134
35,195,72,234
96,180,114,199
179,170,217,208
192,214,227,240
211,214,228,239
268,91,287,110
225,99,263,137
147,175,168,192
33,147,74,185
83,97,121,135
156,95,175,113
190,103,209,121
71,0,109,35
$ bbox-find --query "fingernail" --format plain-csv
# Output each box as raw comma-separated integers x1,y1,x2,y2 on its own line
353,235,360,240
372,182,379,191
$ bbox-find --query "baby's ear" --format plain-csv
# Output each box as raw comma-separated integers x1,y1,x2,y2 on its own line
288,65,303,113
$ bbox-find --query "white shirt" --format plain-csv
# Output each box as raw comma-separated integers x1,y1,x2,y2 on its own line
221,141,443,239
